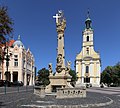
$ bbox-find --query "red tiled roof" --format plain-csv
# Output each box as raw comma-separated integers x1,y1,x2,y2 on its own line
8,40,15,46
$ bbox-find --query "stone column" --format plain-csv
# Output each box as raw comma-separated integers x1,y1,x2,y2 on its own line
33,72,35,85
55,10,66,74
30,73,33,85
24,72,27,86
81,63,85,83
90,62,93,84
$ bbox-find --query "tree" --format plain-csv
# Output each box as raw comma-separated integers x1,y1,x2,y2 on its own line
101,63,120,87
0,6,13,61
37,68,50,87
0,6,13,43
69,69,77,87
101,71,112,86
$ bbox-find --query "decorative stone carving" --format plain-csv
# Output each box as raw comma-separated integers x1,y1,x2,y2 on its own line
48,63,52,73
56,10,66,33
65,61,71,73
57,54,62,66
56,54,63,73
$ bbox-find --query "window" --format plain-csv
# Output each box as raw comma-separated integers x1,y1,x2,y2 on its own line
86,48,89,55
14,59,18,66
84,77,90,83
14,55,18,58
86,66,89,73
87,36,89,41
14,55,18,67
23,59,25,68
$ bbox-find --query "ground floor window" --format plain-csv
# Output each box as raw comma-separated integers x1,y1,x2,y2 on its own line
84,77,90,83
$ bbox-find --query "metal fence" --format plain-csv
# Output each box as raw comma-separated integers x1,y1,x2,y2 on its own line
0,86,34,95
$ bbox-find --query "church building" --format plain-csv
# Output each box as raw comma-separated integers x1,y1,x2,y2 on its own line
75,13,101,87
2,35,35,86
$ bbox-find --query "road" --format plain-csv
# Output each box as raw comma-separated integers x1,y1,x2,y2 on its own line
0,86,120,108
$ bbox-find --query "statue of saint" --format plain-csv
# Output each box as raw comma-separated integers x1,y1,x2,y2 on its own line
65,61,71,73
53,10,66,33
48,63,52,73
56,54,62,67
56,54,63,72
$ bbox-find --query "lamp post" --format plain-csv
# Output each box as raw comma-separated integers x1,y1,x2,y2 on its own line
4,39,12,81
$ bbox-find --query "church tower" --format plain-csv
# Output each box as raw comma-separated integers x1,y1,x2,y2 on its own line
75,12,101,87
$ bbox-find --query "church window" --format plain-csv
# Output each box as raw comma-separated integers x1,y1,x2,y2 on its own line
86,66,89,73
84,77,90,83
87,36,89,41
86,48,89,55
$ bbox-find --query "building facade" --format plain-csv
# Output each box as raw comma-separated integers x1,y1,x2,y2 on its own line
0,44,3,80
2,35,35,86
75,13,101,87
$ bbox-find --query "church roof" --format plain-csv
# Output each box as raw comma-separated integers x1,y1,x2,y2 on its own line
13,35,25,48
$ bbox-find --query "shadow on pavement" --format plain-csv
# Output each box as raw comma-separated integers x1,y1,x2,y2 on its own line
0,102,5,106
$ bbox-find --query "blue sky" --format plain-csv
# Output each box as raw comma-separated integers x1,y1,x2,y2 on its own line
1,0,120,72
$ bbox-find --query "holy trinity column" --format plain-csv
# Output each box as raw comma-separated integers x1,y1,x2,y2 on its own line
53,10,66,74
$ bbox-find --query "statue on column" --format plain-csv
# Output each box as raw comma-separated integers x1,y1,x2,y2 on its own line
65,61,71,73
56,54,63,73
53,10,66,73
56,10,66,33
48,63,52,73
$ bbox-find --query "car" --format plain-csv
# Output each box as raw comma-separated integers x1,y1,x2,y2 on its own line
12,81,24,86
86,83,92,88
0,80,12,87
0,80,4,87
4,80,12,87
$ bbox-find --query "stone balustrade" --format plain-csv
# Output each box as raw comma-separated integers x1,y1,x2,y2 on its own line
56,87,86,98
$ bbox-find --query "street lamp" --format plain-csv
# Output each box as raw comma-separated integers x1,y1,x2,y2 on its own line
4,39,12,81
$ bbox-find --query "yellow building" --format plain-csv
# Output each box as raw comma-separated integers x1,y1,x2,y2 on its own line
75,13,101,87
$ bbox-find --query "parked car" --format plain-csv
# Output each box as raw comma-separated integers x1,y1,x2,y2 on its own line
86,83,92,88
0,80,12,87
0,80,4,87
12,81,24,86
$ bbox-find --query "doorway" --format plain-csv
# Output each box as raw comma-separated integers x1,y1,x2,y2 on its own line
13,72,18,82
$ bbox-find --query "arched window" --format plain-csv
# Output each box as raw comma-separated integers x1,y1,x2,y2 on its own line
86,66,89,73
87,36,89,41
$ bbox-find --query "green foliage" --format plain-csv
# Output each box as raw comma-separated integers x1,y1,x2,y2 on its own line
37,68,50,87
0,6,13,42
101,62,120,86
69,69,77,82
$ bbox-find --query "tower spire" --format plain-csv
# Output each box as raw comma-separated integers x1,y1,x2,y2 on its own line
87,8,90,18
18,35,21,40
85,9,92,29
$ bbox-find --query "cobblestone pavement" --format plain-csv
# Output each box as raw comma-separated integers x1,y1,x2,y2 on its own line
0,87,120,108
